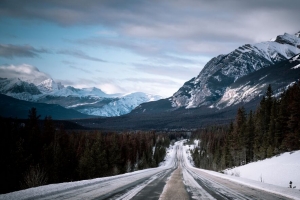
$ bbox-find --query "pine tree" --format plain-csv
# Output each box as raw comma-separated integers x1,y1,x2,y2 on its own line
267,99,277,157
232,107,246,165
245,110,255,163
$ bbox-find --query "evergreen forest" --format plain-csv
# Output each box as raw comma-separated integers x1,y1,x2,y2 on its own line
0,112,171,194
191,81,300,171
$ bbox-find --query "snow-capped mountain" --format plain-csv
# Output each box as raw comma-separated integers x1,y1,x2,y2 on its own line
0,78,42,101
37,78,110,97
170,31,300,109
215,53,300,108
0,77,162,117
37,79,64,93
77,92,161,117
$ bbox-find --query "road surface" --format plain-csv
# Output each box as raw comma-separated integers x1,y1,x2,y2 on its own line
0,141,298,200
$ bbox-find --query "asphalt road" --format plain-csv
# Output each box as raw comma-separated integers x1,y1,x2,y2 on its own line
106,142,292,200
1,141,295,200
119,142,291,200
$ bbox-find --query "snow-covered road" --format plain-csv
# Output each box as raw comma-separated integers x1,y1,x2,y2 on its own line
1,140,300,200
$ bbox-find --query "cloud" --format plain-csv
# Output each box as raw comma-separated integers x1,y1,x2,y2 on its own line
75,36,202,64
1,0,299,57
69,65,92,74
57,49,106,62
133,63,201,80
0,44,49,59
57,77,127,94
0,64,50,83
125,78,179,85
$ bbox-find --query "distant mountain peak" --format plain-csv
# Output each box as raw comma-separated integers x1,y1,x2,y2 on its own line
274,32,300,48
37,78,64,93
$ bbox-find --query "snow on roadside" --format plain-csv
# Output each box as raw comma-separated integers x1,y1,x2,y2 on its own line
0,142,177,200
224,150,300,189
159,142,177,168
0,168,159,200
182,141,300,200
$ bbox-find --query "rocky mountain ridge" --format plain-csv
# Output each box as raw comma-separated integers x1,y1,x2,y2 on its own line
170,31,300,109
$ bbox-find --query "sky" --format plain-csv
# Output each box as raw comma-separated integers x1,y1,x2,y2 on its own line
0,0,299,97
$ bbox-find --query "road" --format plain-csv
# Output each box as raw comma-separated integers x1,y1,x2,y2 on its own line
0,141,296,200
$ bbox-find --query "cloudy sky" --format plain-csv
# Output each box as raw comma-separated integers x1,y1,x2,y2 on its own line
0,0,299,97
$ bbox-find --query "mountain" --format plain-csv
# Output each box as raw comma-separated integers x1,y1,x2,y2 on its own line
75,31,300,130
133,31,300,114
0,78,162,117
75,54,300,130
76,92,161,117
0,78,42,101
0,93,92,120
38,78,112,98
171,32,300,109
37,78,64,93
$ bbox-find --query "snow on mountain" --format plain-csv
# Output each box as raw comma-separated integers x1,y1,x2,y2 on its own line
215,83,264,108
0,77,162,117
37,78,64,93
37,79,110,98
78,92,162,117
216,53,300,108
171,31,300,109
0,77,42,101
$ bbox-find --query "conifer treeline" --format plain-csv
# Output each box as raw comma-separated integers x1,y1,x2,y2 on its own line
191,82,300,171
0,111,170,194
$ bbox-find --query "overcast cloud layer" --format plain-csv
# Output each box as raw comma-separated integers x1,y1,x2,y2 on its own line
0,64,50,84
0,0,299,96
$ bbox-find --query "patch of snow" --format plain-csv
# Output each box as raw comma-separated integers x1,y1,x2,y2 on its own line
182,142,300,200
259,75,268,81
291,54,300,62
216,83,264,108
66,101,100,108
292,64,300,69
213,75,221,81
159,143,177,168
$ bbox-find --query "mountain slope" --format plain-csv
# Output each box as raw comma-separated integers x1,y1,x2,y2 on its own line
171,32,300,109
0,94,93,120
77,92,161,117
216,53,300,108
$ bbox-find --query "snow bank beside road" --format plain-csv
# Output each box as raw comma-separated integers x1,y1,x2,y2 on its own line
159,142,177,168
0,143,177,200
224,150,300,189
183,142,300,200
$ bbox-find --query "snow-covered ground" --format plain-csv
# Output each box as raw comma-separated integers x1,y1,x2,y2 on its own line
183,140,300,200
159,142,177,168
223,151,300,189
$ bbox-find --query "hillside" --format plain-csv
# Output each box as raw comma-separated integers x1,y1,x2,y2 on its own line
0,94,93,120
